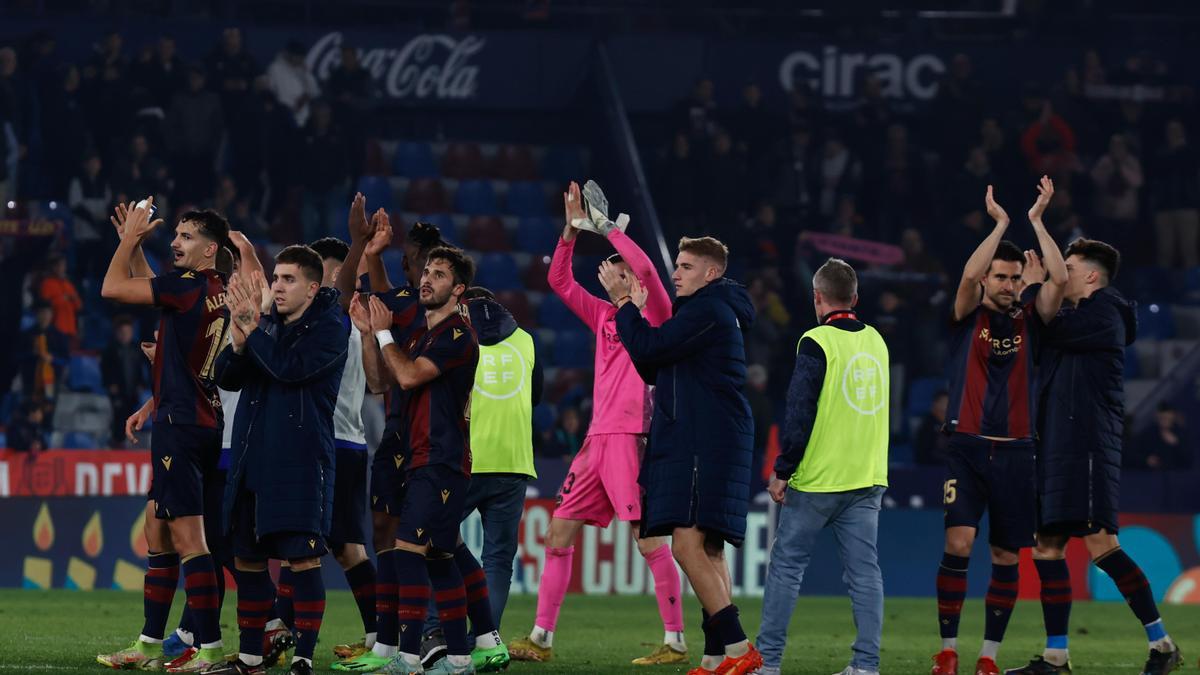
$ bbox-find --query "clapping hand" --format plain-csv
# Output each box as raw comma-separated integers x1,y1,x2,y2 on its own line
597,260,632,305
1028,175,1054,224
367,296,393,333
349,293,372,332
562,181,585,241
124,196,163,241
1022,249,1047,286
365,209,392,256
984,185,1009,226
349,192,371,242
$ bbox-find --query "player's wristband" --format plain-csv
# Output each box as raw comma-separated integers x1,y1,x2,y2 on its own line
615,295,631,307
374,330,395,349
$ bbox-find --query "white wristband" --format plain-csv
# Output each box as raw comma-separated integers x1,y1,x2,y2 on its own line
374,330,395,349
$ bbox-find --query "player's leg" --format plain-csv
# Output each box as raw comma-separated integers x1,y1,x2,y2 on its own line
828,486,885,675
1005,533,1071,674
693,530,761,673
452,534,510,672
474,474,526,629
934,435,989,674
327,444,377,658
287,553,328,672
756,487,832,675
1086,530,1183,672
330,543,377,657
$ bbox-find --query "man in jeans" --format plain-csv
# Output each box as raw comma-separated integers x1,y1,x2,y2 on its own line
757,258,889,675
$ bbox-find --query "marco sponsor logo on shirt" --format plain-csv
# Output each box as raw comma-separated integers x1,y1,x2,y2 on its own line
307,32,484,100
978,327,1023,357
778,45,945,100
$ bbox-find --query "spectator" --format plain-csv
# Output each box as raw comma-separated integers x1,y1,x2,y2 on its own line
7,401,47,453
745,364,773,490
701,130,747,236
67,153,112,277
1020,100,1079,179
101,315,147,447
42,65,91,196
817,132,861,222
1150,119,1200,268
324,45,373,174
873,290,912,433
657,132,700,235
678,78,718,143
37,256,82,345
267,40,320,128
828,195,862,237
875,123,929,237
1130,402,1192,470
80,30,128,158
0,47,21,202
19,303,69,401
299,100,349,242
1090,134,1144,246
932,53,984,161
914,390,950,466
111,132,169,203
164,66,224,203
772,123,818,227
729,83,779,184
952,147,995,220
745,270,789,368
133,36,183,108
550,407,584,462
206,28,261,189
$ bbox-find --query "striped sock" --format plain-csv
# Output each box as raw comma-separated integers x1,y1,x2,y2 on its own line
141,552,180,641
290,566,326,661
344,559,378,636
454,544,496,636
936,553,969,648
374,549,399,652
181,554,222,648
395,550,431,655
982,563,1019,657
430,556,470,656
235,568,274,657
275,565,296,629
1094,548,1167,644
1035,558,1071,663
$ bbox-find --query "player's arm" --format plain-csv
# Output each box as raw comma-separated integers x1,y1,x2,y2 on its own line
608,226,673,326
366,296,441,391
953,185,1010,322
124,396,154,445
364,209,394,292
111,201,155,278
1027,175,1068,324
548,182,612,330
337,192,372,312
612,292,716,366
771,338,827,502
227,230,264,279
244,319,348,385
1043,301,1125,351
350,294,392,393
101,199,161,305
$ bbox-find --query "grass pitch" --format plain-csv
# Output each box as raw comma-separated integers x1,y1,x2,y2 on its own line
0,590,1196,673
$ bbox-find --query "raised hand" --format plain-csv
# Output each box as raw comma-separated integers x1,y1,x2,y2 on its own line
250,269,272,314
597,259,632,304
349,192,371,242
628,274,648,309
110,201,135,239
562,181,586,241
984,185,1009,226
124,196,163,241
227,229,252,252
349,293,372,332
365,212,393,256
367,295,393,333
1022,249,1047,286
1028,175,1054,224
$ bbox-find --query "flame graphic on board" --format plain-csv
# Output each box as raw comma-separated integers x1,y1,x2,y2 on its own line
130,509,148,559
82,511,103,558
33,502,54,551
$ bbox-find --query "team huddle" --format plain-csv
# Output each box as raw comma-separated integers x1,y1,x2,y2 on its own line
89,172,1181,675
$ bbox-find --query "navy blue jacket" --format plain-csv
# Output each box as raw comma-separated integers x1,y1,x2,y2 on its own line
1036,286,1136,530
215,287,348,538
615,278,756,545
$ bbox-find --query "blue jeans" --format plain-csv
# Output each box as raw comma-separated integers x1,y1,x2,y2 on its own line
758,485,885,671
425,473,528,634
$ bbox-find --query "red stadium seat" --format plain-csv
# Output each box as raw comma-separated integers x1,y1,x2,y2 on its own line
402,178,450,213
495,290,534,327
440,142,486,179
491,144,539,181
363,139,388,176
465,215,512,252
523,255,552,293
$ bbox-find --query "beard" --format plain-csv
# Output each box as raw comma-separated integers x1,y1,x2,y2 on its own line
420,288,453,310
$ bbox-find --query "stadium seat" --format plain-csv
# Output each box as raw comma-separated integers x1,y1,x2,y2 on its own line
391,141,438,178
403,178,451,213
505,181,549,217
541,146,585,182
52,392,112,438
380,250,406,288
454,180,499,216
81,312,111,351
492,144,539,181
473,252,522,291
552,330,593,368
905,377,947,419
63,431,98,449
536,294,587,333
515,216,559,255
523,255,552,292
355,175,395,211
1123,345,1141,379
441,142,486,179
533,403,556,434
889,442,914,466
1137,302,1176,340
67,355,104,394
465,216,512,252
363,139,389,176
1127,267,1175,303
495,290,534,327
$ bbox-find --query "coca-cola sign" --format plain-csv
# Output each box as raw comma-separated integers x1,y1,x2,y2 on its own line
307,32,484,101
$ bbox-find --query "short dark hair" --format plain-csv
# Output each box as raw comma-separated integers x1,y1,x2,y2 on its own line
274,245,324,284
407,221,445,255
462,286,495,301
1064,238,1120,284
179,209,231,248
425,246,476,287
309,236,350,263
113,314,135,328
678,236,729,271
993,240,1024,264
813,257,857,304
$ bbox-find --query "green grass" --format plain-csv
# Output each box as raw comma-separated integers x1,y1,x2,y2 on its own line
0,590,1196,673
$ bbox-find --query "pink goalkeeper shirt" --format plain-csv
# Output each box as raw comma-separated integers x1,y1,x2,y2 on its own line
548,230,672,435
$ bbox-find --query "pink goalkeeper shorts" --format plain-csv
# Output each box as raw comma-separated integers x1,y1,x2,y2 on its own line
553,433,645,528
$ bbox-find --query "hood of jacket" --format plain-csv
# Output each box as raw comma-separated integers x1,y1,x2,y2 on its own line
465,297,517,346
677,277,755,333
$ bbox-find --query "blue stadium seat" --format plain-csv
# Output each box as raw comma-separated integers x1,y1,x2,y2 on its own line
533,403,556,434
505,181,548,217
391,141,438,178
541,146,584,182
1128,267,1175,303
454,180,499,216
1123,346,1141,379
67,355,104,394
889,442,914,466
552,330,593,368
473,253,522,291
81,313,112,351
1137,302,1176,340
515,216,559,254
381,250,406,289
536,294,587,333
356,175,396,211
326,203,352,242
906,377,947,419
63,431,98,449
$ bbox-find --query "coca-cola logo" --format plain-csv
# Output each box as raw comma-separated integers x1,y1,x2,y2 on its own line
307,32,484,101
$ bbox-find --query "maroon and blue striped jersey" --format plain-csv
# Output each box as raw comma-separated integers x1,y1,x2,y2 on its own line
149,268,228,428
376,285,424,437
945,284,1043,440
403,312,479,475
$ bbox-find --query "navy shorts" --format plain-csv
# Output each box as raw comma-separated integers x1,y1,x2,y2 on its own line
371,431,408,516
328,445,370,547
396,465,469,554
943,434,1037,551
202,466,232,564
231,490,328,562
148,423,220,520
